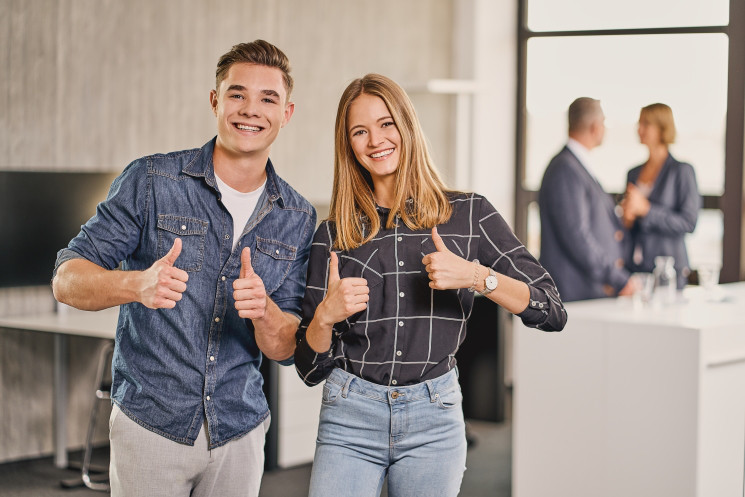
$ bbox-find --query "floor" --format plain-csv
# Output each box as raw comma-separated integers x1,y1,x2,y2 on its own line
0,420,510,497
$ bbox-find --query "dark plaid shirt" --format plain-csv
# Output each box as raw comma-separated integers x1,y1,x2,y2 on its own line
295,192,566,387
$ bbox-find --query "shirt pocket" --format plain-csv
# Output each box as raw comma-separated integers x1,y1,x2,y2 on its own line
254,236,298,294
156,214,208,272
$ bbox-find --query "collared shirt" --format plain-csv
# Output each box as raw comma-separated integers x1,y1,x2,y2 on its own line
54,138,316,448
294,193,566,387
566,137,598,181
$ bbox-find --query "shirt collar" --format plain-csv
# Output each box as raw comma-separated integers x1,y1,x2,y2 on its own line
183,137,285,208
566,138,597,179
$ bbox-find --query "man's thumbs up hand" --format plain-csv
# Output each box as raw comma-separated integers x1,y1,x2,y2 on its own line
422,227,477,290
240,246,254,279
234,247,267,320
139,238,189,309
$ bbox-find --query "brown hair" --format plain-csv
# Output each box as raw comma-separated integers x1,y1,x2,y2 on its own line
329,74,453,251
640,103,676,145
215,40,293,99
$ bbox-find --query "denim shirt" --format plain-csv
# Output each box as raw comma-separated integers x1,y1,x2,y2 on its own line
54,138,316,448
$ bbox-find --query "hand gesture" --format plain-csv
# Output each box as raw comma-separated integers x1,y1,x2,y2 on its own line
620,183,650,228
422,227,474,290
317,251,369,326
139,238,189,309
234,247,267,320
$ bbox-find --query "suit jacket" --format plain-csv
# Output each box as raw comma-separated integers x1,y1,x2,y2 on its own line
538,146,630,302
626,153,700,288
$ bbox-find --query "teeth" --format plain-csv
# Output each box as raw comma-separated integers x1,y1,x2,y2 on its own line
236,124,261,131
371,149,393,158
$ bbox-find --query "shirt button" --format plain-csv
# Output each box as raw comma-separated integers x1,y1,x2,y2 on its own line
214,317,220,323
181,225,187,231
397,236,403,242
391,379,398,385
206,396,211,401
396,350,402,356
210,356,215,361
221,276,226,281
614,230,624,242
225,234,230,240
398,261,404,266
398,321,404,327
615,258,624,268
399,292,405,298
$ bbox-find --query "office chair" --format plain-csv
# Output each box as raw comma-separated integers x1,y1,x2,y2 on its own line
61,339,113,491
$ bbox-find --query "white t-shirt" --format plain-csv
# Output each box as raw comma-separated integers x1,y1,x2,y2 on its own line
214,174,266,251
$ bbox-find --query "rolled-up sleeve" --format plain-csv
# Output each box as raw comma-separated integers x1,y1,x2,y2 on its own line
476,196,567,332
270,207,317,319
53,160,148,276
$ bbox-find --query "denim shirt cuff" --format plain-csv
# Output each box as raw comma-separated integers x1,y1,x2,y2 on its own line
52,248,86,278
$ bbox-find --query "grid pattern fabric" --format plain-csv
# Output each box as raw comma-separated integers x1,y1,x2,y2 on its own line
295,193,566,387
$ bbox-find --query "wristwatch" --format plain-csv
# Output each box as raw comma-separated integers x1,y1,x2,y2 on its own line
479,267,498,296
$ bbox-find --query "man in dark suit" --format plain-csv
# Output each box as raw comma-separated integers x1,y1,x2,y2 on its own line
538,97,633,302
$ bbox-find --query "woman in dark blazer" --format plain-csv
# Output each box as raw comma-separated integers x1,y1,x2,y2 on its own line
621,103,701,288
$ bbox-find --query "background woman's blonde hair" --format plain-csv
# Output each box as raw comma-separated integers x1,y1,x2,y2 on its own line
641,103,676,145
329,73,453,251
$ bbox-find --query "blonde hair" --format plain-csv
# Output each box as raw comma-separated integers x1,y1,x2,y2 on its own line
329,74,453,251
640,103,676,145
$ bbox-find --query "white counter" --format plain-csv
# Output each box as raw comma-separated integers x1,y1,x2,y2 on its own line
512,282,745,497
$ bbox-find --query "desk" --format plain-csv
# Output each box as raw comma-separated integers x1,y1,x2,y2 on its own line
0,306,118,468
513,283,745,497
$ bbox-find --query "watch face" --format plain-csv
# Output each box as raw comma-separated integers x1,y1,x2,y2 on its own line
486,275,498,291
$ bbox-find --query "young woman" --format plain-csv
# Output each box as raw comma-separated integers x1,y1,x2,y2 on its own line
294,74,566,497
621,103,701,288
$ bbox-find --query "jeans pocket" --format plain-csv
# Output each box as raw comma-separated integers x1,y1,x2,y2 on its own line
436,386,463,410
321,380,343,406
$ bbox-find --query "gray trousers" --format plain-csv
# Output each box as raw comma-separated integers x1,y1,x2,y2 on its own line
109,404,269,497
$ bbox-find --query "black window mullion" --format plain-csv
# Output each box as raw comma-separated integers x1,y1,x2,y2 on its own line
514,0,741,282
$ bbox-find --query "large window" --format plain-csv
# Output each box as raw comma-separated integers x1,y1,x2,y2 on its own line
515,0,745,282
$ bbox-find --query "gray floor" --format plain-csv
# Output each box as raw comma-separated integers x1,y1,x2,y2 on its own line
0,420,510,497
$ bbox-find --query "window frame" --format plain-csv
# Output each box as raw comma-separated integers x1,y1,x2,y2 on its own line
514,0,745,283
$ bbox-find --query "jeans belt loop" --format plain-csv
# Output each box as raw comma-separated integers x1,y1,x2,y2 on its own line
425,379,437,402
341,374,354,399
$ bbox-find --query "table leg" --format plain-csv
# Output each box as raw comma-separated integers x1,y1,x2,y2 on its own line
53,334,68,469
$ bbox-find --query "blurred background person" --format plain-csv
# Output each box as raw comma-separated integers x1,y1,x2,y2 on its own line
621,103,701,289
539,97,633,302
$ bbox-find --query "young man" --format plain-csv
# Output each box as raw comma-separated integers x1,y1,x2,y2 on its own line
52,40,316,497
538,97,633,302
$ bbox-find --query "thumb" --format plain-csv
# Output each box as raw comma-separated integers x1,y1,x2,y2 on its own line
432,227,448,252
328,251,340,284
162,238,182,266
240,247,254,279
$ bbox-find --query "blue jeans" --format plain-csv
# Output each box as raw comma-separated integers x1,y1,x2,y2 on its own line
309,368,467,497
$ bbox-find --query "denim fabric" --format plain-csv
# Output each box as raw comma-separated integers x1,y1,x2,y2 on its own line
308,368,467,497
55,138,316,448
